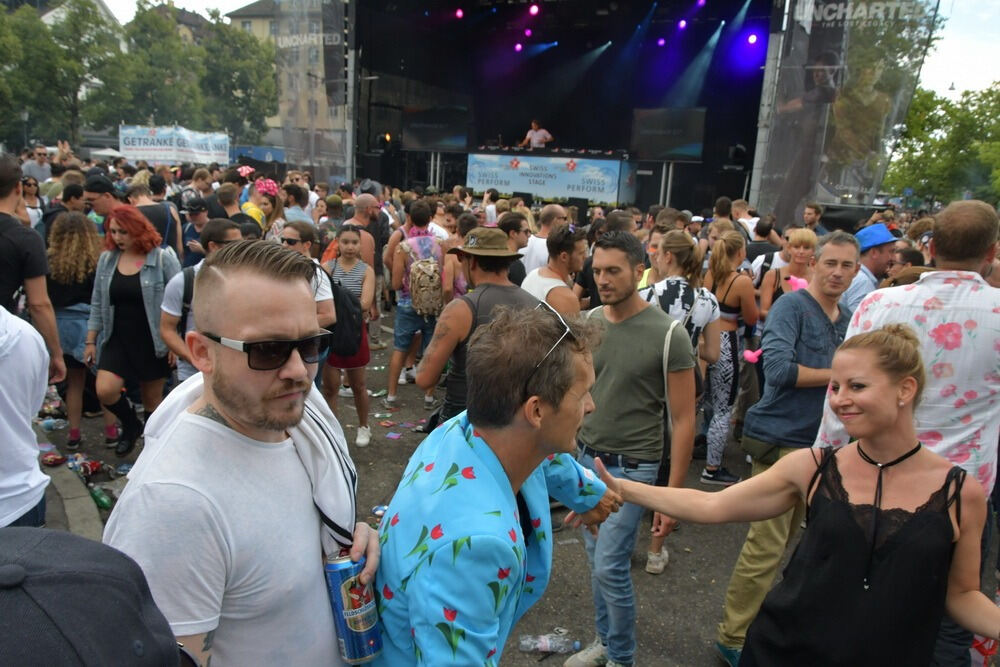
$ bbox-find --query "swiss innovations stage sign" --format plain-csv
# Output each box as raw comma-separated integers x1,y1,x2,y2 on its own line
466,153,634,205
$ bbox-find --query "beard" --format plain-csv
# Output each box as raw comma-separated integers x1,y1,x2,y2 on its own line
212,364,311,434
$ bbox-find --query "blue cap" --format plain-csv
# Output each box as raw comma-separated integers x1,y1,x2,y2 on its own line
855,223,896,253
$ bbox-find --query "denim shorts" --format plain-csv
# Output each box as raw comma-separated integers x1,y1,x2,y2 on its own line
393,302,436,353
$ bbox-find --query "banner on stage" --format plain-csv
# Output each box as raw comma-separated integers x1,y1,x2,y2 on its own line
753,0,939,225
119,125,230,165
466,153,632,205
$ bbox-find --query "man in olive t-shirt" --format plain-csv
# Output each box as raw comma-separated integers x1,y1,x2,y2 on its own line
567,232,696,667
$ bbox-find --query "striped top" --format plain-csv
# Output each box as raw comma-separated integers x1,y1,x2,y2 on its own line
328,259,368,299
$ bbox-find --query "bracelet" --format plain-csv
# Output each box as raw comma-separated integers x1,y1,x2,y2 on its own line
85,341,96,346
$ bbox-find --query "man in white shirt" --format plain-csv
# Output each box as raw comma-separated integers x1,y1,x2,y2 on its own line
105,240,376,667
0,306,50,527
814,200,1000,665
521,204,569,274
519,119,554,149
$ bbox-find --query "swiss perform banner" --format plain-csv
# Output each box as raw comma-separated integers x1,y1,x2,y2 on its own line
753,0,940,227
119,125,229,165
466,153,636,206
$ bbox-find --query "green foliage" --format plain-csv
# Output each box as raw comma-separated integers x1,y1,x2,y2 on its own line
884,83,1000,205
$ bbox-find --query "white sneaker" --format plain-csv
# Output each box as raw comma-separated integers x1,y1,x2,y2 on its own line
355,426,371,447
399,366,416,385
397,370,408,385
563,637,607,667
645,546,669,574
339,385,354,398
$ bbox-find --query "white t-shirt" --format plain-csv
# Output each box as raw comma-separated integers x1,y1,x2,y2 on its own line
525,128,552,148
104,412,343,666
0,308,49,526
312,259,333,302
751,251,789,286
427,221,451,241
161,261,202,381
521,234,549,275
520,268,570,304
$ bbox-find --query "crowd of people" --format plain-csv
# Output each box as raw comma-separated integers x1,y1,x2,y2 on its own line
1,142,1000,667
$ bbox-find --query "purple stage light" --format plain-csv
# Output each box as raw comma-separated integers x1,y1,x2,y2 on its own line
657,37,666,46
678,19,687,29
515,42,523,52
697,0,706,6
747,33,758,44
525,28,532,37
455,8,463,18
529,4,539,16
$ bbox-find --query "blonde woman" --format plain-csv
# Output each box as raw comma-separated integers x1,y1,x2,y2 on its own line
45,212,118,449
759,227,817,319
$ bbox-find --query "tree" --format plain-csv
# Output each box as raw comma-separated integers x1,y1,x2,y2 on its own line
200,10,278,145
125,0,205,127
884,83,1000,205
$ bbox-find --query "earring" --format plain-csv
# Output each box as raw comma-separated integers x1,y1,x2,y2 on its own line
898,400,904,407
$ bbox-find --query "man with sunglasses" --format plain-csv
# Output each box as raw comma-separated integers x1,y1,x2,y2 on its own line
376,305,622,665
21,145,51,184
106,240,376,667
566,231,696,667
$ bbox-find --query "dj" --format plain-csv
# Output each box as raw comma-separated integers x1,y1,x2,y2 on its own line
519,119,554,149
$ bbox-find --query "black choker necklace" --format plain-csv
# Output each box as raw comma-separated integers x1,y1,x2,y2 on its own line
856,441,922,590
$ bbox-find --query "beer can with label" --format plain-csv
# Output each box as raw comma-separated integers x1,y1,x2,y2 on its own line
324,554,382,664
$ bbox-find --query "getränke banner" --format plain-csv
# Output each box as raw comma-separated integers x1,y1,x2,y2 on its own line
119,125,230,165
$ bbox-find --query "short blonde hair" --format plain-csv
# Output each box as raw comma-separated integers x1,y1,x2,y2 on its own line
786,227,818,249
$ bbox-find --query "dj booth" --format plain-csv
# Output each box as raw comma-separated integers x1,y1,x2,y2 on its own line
464,147,637,207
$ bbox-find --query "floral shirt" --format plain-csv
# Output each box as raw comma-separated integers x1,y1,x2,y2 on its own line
374,413,607,666
815,271,1000,493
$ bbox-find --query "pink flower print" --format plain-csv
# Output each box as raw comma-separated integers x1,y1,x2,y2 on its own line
546,454,555,461
993,306,1000,314
940,384,958,398
944,277,965,287
993,339,1000,353
508,528,518,542
487,648,497,658
443,607,457,622
497,567,510,580
461,466,476,479
931,363,953,379
868,292,883,302
951,442,974,463
978,464,992,483
954,398,967,408
424,463,434,472
525,574,536,582
851,312,862,327
914,314,927,325
862,320,873,331
531,517,541,528
918,431,943,447
964,390,978,400
430,524,444,539
923,297,944,310
929,323,962,350
960,414,973,424
382,584,394,600
964,320,977,330
391,513,400,526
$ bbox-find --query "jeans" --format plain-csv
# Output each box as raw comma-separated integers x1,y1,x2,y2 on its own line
577,448,659,664
931,498,994,666
8,495,46,527
717,447,805,648
392,303,436,354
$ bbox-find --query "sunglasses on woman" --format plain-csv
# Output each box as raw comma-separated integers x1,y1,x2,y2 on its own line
200,330,332,370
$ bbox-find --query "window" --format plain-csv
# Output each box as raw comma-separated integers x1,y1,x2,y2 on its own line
308,46,319,64
241,20,252,33
269,20,278,36
289,20,300,34
309,20,320,34
288,47,300,64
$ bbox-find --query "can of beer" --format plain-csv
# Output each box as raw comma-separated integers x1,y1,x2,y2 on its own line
324,554,382,664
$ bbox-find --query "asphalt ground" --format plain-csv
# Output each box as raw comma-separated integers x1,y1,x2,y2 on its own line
49,312,998,667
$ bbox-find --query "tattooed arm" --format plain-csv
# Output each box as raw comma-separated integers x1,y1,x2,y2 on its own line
414,299,472,391
177,630,215,666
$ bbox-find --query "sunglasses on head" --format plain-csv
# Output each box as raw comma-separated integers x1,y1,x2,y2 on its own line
200,330,332,371
524,301,577,397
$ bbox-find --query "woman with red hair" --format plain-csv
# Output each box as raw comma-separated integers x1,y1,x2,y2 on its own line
85,205,180,457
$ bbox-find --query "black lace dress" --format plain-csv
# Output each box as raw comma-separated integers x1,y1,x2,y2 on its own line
740,447,965,666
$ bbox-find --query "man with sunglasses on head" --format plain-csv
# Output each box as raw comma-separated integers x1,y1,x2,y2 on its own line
375,305,622,665
106,240,377,667
565,231,696,667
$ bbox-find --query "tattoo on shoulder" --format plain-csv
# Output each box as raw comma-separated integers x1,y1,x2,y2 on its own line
195,403,231,429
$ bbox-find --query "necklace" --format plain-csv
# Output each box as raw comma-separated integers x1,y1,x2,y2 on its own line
855,441,922,590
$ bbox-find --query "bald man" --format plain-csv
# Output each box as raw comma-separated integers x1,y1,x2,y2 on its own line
106,240,378,667
521,204,570,274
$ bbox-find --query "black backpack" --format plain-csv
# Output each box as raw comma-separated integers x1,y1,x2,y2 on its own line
324,261,363,356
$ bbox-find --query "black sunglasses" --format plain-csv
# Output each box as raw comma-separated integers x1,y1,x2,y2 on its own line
280,237,303,246
524,302,576,397
200,330,332,370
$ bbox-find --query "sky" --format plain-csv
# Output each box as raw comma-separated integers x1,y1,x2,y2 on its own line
102,0,999,99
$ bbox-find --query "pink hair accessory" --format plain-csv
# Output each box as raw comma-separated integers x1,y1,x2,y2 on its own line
255,177,278,198
237,165,256,178
743,349,763,364
786,276,808,291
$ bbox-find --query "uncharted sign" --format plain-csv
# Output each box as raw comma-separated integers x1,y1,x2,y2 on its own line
466,153,636,205
119,125,230,165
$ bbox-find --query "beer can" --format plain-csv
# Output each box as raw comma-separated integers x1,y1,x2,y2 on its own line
324,554,382,664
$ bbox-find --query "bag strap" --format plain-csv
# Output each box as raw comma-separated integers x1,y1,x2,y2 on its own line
662,318,680,434
179,266,196,333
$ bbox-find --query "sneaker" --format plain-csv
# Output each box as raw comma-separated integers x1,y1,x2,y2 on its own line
423,396,440,411
714,642,742,667
382,395,398,409
339,385,354,398
355,426,371,447
397,370,408,385
83,409,103,419
645,546,669,574
563,637,607,667
606,661,631,667
104,425,121,448
700,467,741,486
66,437,82,451
369,339,387,351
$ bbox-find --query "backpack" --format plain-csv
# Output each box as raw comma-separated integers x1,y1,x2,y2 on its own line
324,261,364,356
177,266,196,336
400,239,443,317
753,251,776,288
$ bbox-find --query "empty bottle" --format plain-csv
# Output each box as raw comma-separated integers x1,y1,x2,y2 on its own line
40,418,68,432
88,484,114,511
518,634,581,654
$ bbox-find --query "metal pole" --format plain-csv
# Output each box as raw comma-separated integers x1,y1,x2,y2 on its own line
665,162,675,207
659,162,668,205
